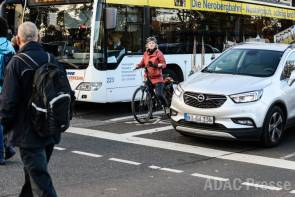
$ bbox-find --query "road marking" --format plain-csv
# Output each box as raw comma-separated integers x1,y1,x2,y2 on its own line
54,147,66,151
191,173,229,182
107,111,165,123
106,115,135,122
149,165,161,169
125,120,169,126
280,152,295,160
149,165,183,173
160,168,183,173
290,190,295,194
67,127,295,171
122,126,173,137
109,158,142,166
71,151,102,158
71,119,105,127
241,182,282,191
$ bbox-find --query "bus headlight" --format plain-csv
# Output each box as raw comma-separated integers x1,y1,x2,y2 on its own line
76,82,102,91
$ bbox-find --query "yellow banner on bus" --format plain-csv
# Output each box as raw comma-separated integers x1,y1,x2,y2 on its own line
106,0,295,20
107,0,147,6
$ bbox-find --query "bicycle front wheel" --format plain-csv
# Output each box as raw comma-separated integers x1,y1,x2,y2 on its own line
131,86,153,124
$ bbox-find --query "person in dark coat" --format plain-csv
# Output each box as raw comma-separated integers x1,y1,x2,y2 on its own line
0,22,62,197
0,17,16,165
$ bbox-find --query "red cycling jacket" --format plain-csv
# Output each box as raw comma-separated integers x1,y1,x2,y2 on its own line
137,49,166,85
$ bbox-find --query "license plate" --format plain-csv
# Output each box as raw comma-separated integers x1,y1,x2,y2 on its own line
184,113,214,124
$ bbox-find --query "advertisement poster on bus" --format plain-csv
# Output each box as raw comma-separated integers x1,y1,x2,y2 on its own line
107,0,295,20
234,0,292,7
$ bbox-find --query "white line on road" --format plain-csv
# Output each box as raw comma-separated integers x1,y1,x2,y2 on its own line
149,165,183,173
106,111,165,123
71,151,102,158
241,182,282,191
191,173,229,182
106,115,135,122
54,147,66,151
149,165,161,169
67,127,295,171
109,158,142,165
290,190,295,194
122,126,173,137
280,152,295,160
160,168,183,173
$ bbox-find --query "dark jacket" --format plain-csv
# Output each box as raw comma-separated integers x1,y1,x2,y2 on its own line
0,41,61,148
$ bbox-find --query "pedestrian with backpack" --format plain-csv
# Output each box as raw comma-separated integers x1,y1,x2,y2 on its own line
0,21,74,196
0,17,16,165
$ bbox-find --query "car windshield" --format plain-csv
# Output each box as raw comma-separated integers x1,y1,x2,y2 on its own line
202,49,283,77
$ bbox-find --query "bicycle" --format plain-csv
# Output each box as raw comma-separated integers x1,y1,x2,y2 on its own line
131,66,174,124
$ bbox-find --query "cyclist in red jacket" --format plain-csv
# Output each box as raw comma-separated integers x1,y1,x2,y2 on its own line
136,36,168,108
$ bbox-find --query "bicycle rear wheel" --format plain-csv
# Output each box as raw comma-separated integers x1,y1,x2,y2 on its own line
131,86,153,124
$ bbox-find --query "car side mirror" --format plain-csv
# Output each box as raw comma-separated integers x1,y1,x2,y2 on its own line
211,54,215,60
288,71,295,86
105,8,117,30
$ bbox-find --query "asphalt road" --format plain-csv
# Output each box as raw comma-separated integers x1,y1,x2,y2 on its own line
2,102,295,197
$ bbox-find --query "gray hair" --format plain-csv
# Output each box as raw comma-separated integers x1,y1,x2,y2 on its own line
18,22,39,42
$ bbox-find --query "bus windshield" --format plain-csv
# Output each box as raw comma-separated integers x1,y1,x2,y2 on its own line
24,3,92,69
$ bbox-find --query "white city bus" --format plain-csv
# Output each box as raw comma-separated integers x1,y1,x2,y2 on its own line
19,0,220,103
20,0,295,103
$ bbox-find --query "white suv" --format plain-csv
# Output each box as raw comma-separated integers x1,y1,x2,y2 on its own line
170,43,295,147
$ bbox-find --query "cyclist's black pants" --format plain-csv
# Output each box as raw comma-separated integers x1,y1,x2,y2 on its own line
155,82,168,107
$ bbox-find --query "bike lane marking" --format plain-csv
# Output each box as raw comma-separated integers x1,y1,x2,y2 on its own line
54,147,66,151
159,168,184,173
109,158,142,165
71,150,103,158
67,127,295,171
280,152,295,160
121,126,173,137
191,173,229,182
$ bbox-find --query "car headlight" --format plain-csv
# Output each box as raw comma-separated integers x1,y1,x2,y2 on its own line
174,84,184,97
76,82,102,91
230,90,263,103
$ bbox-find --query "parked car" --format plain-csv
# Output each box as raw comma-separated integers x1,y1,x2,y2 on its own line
170,42,295,147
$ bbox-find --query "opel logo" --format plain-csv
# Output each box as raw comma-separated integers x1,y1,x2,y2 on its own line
197,94,205,102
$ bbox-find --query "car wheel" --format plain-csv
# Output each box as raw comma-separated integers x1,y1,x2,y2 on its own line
261,106,285,147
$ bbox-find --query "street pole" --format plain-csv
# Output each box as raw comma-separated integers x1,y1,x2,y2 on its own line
21,0,27,23
189,34,197,76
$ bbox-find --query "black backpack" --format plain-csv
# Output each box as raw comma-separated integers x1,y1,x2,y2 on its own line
16,53,73,137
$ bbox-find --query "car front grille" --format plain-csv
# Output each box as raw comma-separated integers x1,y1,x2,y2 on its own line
183,92,227,108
